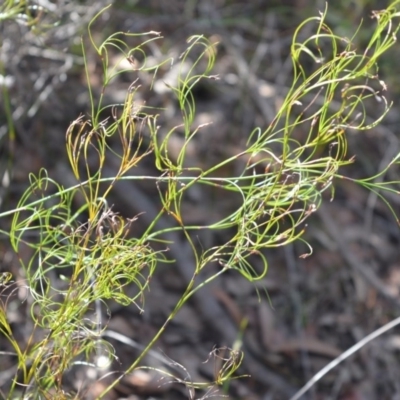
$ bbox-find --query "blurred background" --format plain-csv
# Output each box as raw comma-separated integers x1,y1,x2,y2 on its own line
1,1,400,399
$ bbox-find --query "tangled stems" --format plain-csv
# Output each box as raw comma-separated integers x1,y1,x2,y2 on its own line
1,2,400,398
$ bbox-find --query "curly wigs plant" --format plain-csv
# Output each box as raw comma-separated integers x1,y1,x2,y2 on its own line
1,2,400,399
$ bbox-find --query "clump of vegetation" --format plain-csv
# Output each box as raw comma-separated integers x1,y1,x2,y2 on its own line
1,1,400,399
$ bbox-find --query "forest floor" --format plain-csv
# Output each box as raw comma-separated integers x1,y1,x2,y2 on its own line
1,1,400,399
